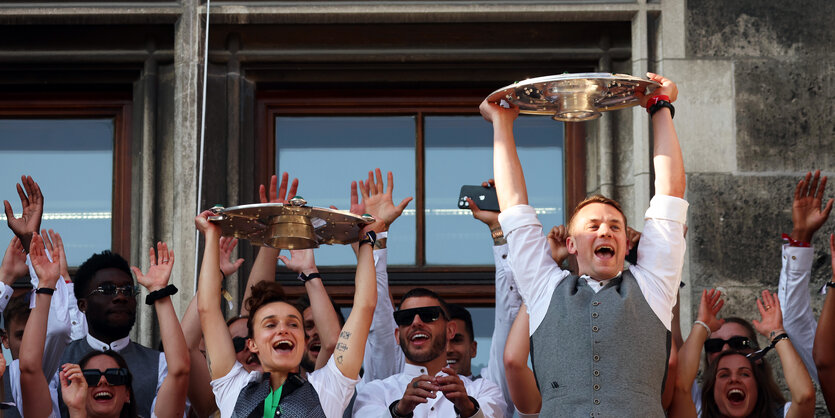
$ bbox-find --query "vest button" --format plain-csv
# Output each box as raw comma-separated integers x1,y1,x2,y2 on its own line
594,384,600,390
591,312,598,318
592,326,599,332
593,355,600,361
593,370,600,376
594,399,600,405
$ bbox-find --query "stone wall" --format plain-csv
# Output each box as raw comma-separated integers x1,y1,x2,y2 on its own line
683,1,835,414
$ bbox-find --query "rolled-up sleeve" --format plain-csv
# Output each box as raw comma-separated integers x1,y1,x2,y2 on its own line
778,244,818,383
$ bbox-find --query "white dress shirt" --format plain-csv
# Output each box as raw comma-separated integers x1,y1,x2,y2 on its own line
478,244,522,418
497,194,688,335
211,356,359,418
353,362,507,417
777,244,818,383
360,248,405,385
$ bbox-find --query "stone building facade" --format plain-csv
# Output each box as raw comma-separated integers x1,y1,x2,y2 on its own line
2,0,832,413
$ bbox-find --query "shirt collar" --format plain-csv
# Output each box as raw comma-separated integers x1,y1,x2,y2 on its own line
86,333,131,352
403,362,446,378
580,271,623,288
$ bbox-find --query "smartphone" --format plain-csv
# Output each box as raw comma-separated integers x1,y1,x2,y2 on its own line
458,185,500,212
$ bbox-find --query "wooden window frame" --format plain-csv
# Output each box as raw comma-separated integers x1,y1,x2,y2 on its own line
256,90,584,306
0,93,133,266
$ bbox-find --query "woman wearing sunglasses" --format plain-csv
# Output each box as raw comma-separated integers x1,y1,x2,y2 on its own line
21,237,190,417
670,288,815,418
195,206,377,418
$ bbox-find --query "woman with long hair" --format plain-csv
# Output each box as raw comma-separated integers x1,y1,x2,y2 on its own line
670,288,815,417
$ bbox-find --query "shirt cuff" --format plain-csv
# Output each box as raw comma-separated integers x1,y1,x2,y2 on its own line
782,244,814,272
644,195,688,223
0,282,13,312
497,205,540,235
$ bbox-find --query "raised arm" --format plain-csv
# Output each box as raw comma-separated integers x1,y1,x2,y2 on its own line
19,232,61,417
641,73,685,198
669,289,724,418
815,233,835,412
481,100,525,210
753,290,815,418
3,175,43,252
333,227,377,378
503,306,541,416
131,242,190,417
0,237,28,310
278,248,340,371
241,173,298,314
354,169,411,382
780,171,831,384
195,211,237,380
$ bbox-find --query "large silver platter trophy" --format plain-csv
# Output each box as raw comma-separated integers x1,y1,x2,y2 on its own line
486,72,660,121
208,196,374,249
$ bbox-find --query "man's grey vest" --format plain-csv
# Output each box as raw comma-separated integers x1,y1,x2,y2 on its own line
530,271,670,418
58,338,160,418
233,373,326,418
2,365,22,418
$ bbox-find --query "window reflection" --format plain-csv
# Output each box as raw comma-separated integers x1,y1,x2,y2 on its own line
0,119,114,266
275,116,416,266
425,115,564,265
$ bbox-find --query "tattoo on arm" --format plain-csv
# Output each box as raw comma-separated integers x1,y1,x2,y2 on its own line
340,331,352,339
336,342,348,352
336,355,344,365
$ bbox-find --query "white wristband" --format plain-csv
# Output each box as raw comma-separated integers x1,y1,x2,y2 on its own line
694,320,711,338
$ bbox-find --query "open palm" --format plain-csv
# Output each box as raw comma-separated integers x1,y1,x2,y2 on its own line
132,242,174,292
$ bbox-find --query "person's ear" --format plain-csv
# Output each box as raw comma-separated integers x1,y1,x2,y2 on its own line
394,327,400,343
247,338,259,355
1,333,9,349
78,298,87,313
566,236,578,255
470,340,477,359
447,321,456,340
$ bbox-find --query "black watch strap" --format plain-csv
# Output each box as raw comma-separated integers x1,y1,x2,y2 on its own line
359,230,377,247
453,396,480,418
298,272,322,282
35,287,55,295
649,100,675,119
145,284,178,305
389,400,414,418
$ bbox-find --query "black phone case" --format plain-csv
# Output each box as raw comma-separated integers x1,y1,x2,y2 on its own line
458,185,500,211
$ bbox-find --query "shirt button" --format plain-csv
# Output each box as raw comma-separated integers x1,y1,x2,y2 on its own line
420,369,426,374
592,301,600,306
792,256,797,260
431,407,434,411
593,355,600,362
593,370,600,376
594,384,600,390
592,326,599,332
502,254,507,259
594,399,600,405
592,312,598,318
72,321,77,325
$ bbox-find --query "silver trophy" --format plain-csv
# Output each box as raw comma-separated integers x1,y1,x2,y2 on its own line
486,73,660,121
208,196,374,250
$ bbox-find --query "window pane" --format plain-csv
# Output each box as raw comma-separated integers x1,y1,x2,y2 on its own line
275,116,416,266
0,119,114,266
424,115,564,265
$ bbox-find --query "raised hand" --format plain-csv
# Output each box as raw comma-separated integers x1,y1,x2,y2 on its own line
697,289,725,333
131,242,174,292
259,172,299,204
753,289,785,339
637,72,679,106
479,98,519,125
3,175,44,252
626,227,642,251
791,170,833,243
547,225,570,265
29,232,60,290
466,179,500,230
42,229,71,282
219,237,244,277
278,248,316,275
1,236,29,284
59,363,88,414
438,367,477,416
195,210,221,236
358,168,412,232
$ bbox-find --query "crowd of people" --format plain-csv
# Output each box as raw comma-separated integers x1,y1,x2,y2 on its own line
0,73,832,417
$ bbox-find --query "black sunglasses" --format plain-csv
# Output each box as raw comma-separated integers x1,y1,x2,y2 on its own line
704,336,757,353
88,283,138,298
82,368,130,387
393,306,447,327
232,336,247,353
